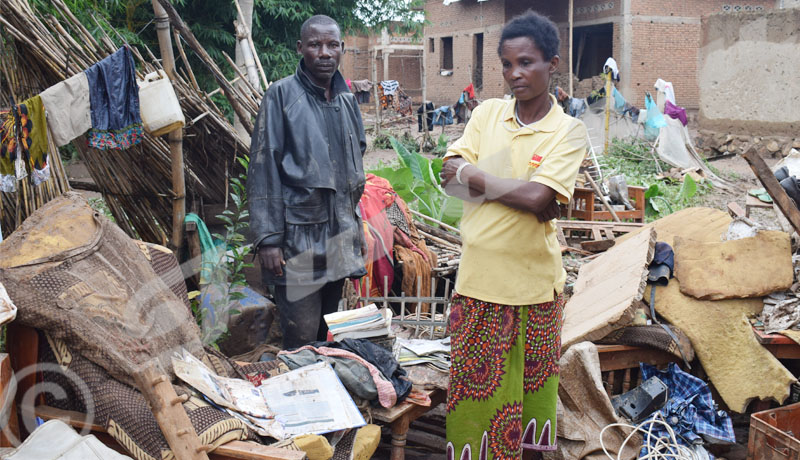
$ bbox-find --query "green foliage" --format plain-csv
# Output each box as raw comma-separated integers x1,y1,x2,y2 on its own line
370,136,462,227
601,138,712,221
31,0,424,100
88,197,115,222
432,133,449,157
201,154,252,347
373,131,393,150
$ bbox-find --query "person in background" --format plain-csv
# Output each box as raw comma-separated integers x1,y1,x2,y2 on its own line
247,15,367,350
439,10,588,460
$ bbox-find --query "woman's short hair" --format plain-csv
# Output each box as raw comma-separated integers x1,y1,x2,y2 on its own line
498,10,560,60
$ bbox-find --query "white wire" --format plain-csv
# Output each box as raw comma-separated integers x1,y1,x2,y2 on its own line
600,413,700,460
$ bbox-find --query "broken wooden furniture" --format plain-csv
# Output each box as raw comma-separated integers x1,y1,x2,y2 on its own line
373,388,446,460
3,324,306,460
753,328,800,360
745,194,774,218
557,220,644,251
596,344,683,399
569,186,646,223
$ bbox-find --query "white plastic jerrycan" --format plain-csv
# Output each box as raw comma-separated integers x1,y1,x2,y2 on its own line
138,70,185,136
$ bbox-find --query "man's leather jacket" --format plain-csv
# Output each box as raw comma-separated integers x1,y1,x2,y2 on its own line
248,60,367,286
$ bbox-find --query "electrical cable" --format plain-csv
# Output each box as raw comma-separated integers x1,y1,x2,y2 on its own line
600,412,701,460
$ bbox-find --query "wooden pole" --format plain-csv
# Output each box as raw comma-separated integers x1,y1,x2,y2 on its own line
155,0,254,134
152,0,185,250
372,49,380,133
568,0,574,97
585,173,622,223
742,147,800,235
133,364,211,460
603,70,612,155
233,0,268,89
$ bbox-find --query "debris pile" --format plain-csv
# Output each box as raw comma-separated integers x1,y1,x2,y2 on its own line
694,130,800,159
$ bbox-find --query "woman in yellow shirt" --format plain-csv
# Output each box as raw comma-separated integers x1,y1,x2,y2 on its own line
440,10,588,460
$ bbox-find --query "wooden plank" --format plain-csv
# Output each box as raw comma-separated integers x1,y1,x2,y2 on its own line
580,239,615,253
214,442,306,460
562,228,656,348
753,328,795,345
742,147,800,234
0,353,19,447
595,344,681,372
133,365,210,460
6,323,39,439
727,201,746,218
373,389,442,423
557,221,643,231
34,406,306,460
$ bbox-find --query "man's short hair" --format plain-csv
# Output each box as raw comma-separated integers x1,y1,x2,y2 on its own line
300,15,340,41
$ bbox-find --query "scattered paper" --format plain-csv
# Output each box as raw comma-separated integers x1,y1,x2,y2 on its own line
259,361,366,437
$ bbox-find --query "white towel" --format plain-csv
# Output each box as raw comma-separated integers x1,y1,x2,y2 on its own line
603,57,620,80
40,72,91,147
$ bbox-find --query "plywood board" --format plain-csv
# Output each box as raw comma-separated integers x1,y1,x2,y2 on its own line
562,228,656,348
616,207,731,247
675,231,793,300
649,281,794,413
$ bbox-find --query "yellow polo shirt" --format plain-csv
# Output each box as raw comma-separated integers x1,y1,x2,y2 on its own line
446,96,587,305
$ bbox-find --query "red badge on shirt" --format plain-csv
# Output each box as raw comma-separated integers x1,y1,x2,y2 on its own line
529,154,543,169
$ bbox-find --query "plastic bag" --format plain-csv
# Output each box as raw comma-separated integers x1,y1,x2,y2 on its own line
644,93,667,140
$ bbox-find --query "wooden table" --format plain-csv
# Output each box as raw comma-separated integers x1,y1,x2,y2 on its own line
373,388,446,460
753,328,800,359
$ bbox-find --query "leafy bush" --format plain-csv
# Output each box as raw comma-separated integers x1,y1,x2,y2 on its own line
368,136,462,227
600,138,711,221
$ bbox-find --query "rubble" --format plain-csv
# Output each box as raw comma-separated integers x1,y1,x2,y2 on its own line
694,130,799,159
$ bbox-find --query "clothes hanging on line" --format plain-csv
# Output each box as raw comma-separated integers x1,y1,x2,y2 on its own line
654,79,676,105
40,72,92,147
379,80,399,96
0,95,50,192
417,102,434,132
604,57,620,81
432,106,454,126
664,100,687,126
354,91,370,104
85,46,143,150
463,83,475,100
377,83,393,110
350,79,373,93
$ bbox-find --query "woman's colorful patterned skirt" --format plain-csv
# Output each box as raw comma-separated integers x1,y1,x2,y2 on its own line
446,293,564,460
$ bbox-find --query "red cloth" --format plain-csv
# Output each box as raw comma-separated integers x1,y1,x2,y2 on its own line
463,83,475,99
354,174,397,298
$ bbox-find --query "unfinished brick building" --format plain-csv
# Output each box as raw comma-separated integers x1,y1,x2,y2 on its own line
339,27,424,109
424,0,780,109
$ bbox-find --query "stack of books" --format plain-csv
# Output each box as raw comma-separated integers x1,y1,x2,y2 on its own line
324,304,393,341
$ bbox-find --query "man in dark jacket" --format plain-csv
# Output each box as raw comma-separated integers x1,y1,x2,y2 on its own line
247,15,367,349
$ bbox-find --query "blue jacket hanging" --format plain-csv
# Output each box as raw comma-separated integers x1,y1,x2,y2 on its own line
85,46,143,150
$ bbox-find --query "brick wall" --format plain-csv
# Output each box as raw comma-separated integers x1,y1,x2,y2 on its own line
424,0,506,105
625,0,776,108
423,0,777,110
340,33,423,103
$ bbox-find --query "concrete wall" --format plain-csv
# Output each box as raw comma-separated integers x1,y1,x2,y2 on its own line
698,9,800,135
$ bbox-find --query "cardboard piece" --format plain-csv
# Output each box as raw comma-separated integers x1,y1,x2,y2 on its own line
675,231,793,300
617,207,731,247
556,342,640,460
648,281,794,413
562,228,656,348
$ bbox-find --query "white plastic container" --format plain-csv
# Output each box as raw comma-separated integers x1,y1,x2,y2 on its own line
138,70,185,136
